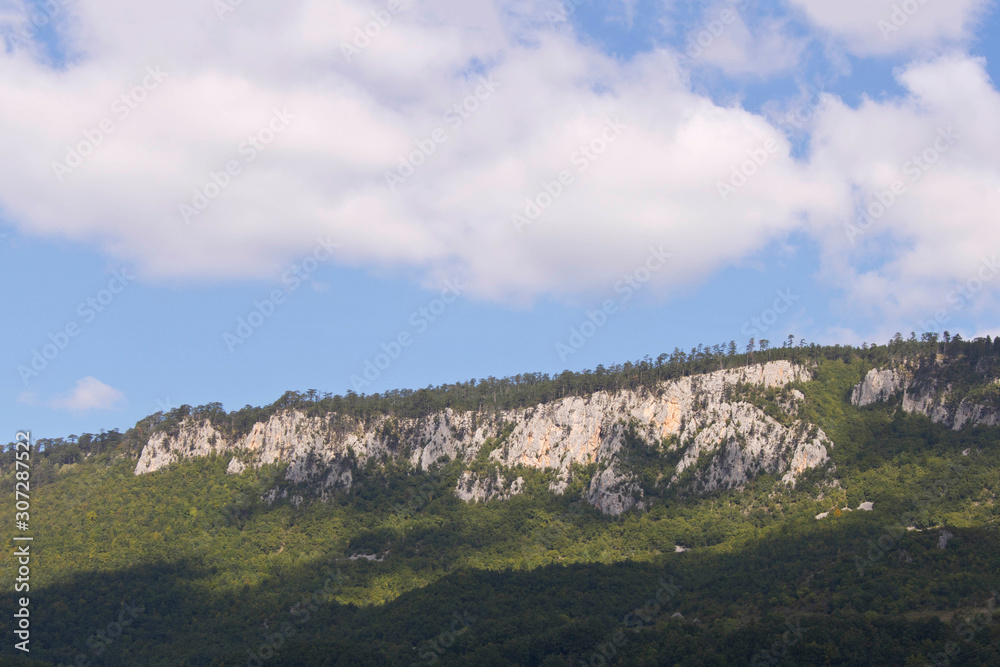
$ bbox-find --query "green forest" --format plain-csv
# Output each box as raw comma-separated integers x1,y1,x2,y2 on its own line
2,335,1000,665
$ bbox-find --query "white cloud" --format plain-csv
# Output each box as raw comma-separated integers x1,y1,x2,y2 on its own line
49,377,126,412
808,54,1000,323
0,0,826,305
679,6,806,76
787,0,990,56
0,0,998,330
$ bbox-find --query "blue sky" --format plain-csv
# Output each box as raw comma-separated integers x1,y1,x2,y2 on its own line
3,0,1000,440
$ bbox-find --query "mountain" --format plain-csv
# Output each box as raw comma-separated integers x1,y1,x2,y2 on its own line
3,336,1000,666
134,361,831,515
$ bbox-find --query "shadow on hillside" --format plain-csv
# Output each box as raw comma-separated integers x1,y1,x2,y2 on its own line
3,511,998,666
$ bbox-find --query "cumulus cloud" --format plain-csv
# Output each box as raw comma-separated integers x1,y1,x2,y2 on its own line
808,54,1000,323
47,377,127,412
678,4,807,76
787,0,990,56
0,0,998,326
0,0,827,304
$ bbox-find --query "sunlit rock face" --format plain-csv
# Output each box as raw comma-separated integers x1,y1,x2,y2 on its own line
135,361,833,514
852,369,906,407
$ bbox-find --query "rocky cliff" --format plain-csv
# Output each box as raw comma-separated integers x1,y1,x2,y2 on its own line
852,366,1000,430
455,470,525,503
135,361,832,515
851,369,905,406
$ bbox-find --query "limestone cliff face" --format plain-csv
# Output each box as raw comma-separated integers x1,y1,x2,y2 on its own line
481,361,816,476
134,420,229,475
902,382,1000,430
851,367,1000,430
134,361,831,514
667,399,830,494
455,471,525,503
950,400,1000,430
586,464,645,516
852,369,906,407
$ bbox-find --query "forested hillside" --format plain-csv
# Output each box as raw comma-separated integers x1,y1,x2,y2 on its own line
2,335,1000,665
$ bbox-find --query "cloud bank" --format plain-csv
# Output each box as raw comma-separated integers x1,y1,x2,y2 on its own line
0,0,997,321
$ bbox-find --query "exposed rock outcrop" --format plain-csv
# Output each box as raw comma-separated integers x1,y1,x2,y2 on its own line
586,465,644,516
134,420,228,475
666,398,831,494
779,389,806,417
852,366,1000,430
950,400,1000,430
900,381,953,424
455,471,524,503
319,461,354,498
938,530,954,550
852,369,906,406
134,361,831,514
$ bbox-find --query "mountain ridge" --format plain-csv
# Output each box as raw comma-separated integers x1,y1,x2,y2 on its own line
5,336,1000,665
133,361,832,515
